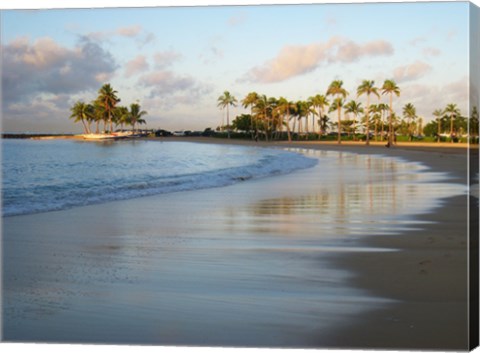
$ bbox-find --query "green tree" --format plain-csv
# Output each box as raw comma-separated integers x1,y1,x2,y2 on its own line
326,80,348,144
357,80,380,145
277,97,296,142
444,103,461,142
344,100,364,140
115,106,131,131
252,95,272,141
402,103,417,141
92,99,107,133
309,94,330,138
241,92,260,140
232,114,253,133
328,97,346,137
381,79,400,146
129,103,148,133
98,83,120,133
431,109,443,142
70,101,94,134
470,106,479,140
217,91,237,139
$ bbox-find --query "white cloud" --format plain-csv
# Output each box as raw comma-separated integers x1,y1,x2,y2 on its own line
422,47,441,57
242,36,394,83
228,11,248,26
138,70,213,109
393,60,432,83
116,25,142,37
153,50,182,68
125,55,150,77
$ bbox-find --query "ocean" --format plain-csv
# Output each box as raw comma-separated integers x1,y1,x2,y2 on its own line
2,139,317,217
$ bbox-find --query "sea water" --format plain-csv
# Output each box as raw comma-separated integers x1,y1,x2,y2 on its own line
1,139,317,217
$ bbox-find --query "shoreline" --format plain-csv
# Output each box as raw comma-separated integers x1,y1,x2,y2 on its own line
3,137,476,349
152,136,475,349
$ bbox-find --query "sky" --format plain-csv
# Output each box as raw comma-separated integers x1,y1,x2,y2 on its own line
0,0,477,133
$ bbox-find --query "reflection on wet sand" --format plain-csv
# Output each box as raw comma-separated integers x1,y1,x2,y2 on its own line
226,150,464,240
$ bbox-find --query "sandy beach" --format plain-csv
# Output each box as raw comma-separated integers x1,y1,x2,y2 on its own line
2,137,477,350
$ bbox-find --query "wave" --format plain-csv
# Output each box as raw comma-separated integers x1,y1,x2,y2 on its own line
2,147,317,217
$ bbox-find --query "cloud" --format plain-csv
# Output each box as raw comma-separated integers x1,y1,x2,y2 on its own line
422,47,441,57
153,50,182,68
2,36,117,107
138,32,156,48
125,55,149,77
228,11,247,26
396,77,468,120
409,36,427,46
139,70,213,109
242,36,394,83
85,25,148,43
199,37,224,65
116,25,142,37
393,60,432,83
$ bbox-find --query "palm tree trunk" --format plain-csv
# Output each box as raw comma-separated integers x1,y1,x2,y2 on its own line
317,108,322,139
437,119,441,143
337,106,341,144
292,117,297,138
365,95,370,145
226,106,231,139
80,119,88,134
389,94,393,146
285,111,292,142
450,114,454,143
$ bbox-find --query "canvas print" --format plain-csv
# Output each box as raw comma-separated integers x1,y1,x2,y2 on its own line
1,1,479,350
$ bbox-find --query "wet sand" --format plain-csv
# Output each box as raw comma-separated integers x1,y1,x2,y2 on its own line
2,137,476,350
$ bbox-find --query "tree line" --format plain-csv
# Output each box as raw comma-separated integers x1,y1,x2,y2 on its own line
70,84,147,134
218,79,478,144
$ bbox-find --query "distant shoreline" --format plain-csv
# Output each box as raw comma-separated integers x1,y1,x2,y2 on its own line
1,133,76,139
4,132,475,150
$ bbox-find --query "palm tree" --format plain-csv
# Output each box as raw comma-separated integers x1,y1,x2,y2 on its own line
309,94,330,138
381,79,400,146
319,114,330,136
70,101,94,134
252,95,271,141
217,91,237,139
377,103,389,141
470,106,479,141
328,97,345,139
242,92,260,140
369,104,380,141
115,106,131,131
92,100,107,133
357,80,380,145
295,100,311,138
444,103,461,143
402,103,417,141
326,80,348,144
344,100,364,140
129,103,148,133
277,97,295,142
98,83,120,133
